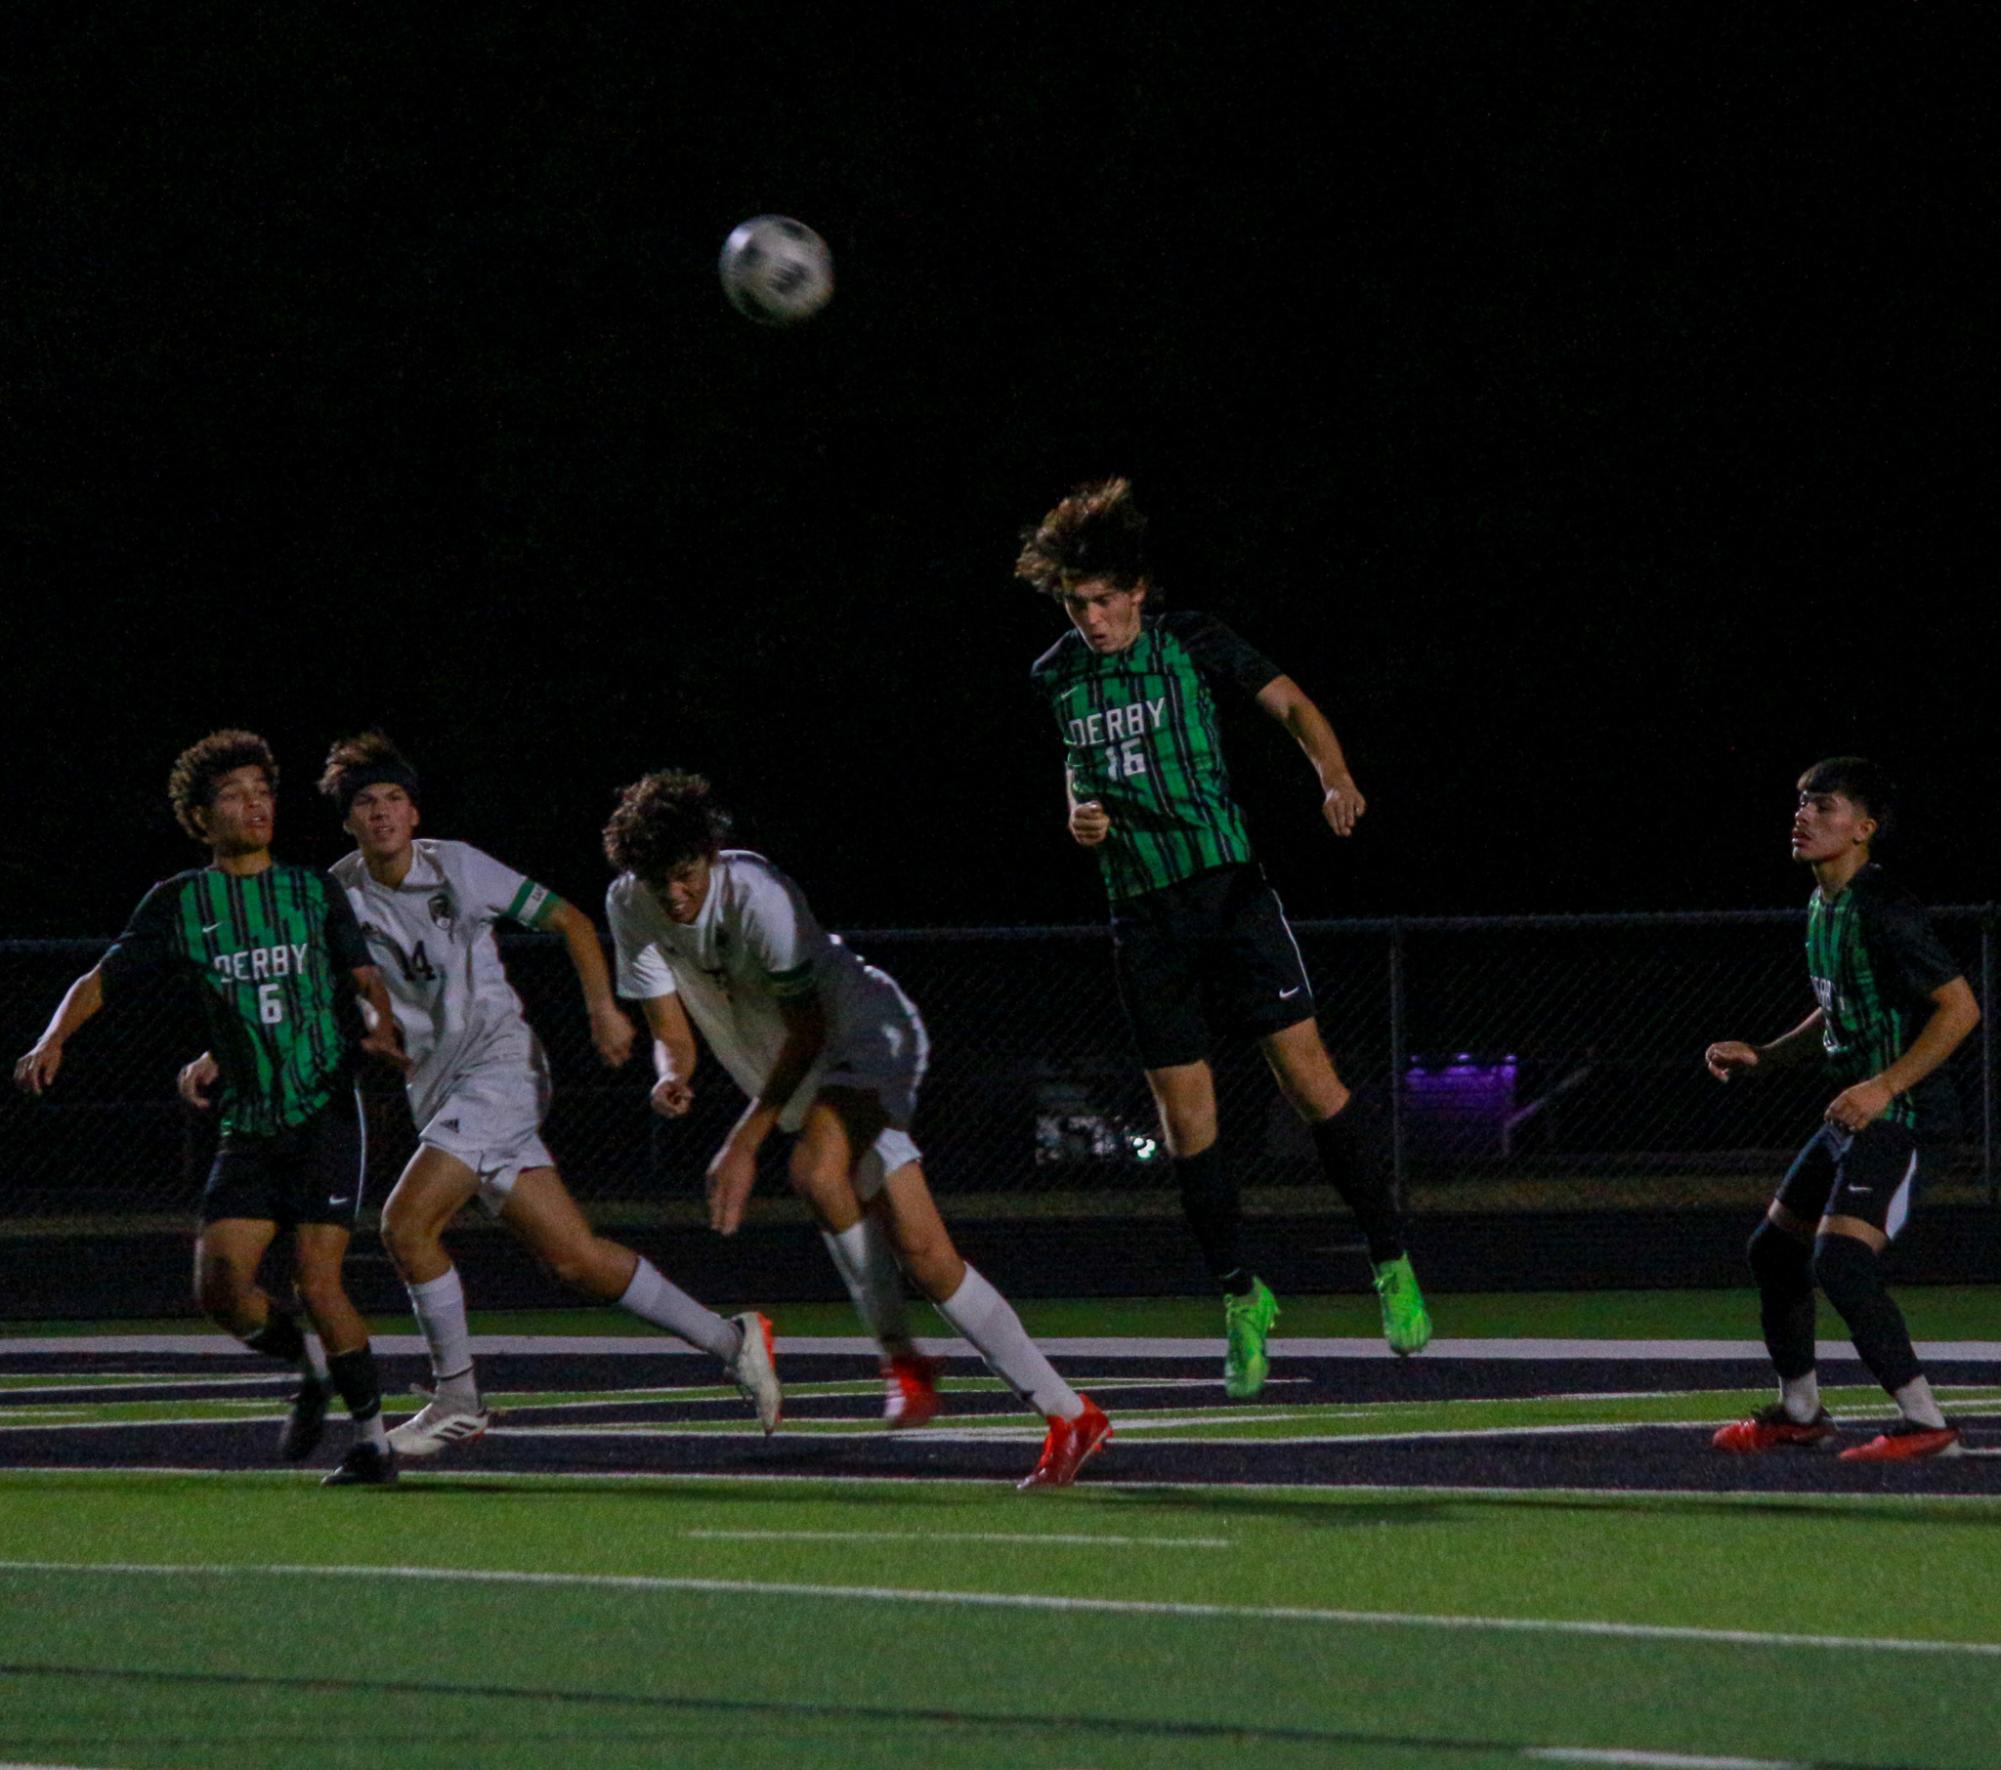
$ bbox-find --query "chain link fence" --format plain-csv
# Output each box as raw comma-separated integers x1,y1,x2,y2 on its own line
2,909,1993,1223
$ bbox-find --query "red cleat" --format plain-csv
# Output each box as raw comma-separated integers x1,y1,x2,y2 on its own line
883,1354,944,1428
1711,1403,1835,1454
1018,1396,1113,1490
1838,1420,1962,1463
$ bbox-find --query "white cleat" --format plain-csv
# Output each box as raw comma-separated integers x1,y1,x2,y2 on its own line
728,1312,783,1434
386,1393,493,1460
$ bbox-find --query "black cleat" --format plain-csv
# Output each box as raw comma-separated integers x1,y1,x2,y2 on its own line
279,1378,334,1463
321,1441,398,1487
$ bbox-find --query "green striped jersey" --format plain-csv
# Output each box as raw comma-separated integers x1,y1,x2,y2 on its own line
100,862,372,1139
1804,865,1963,1136
1032,609,1280,904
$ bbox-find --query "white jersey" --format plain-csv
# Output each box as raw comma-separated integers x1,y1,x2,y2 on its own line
607,850,925,1133
332,839,561,1127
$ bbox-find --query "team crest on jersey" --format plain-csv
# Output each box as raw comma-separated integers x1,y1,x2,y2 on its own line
428,889,457,931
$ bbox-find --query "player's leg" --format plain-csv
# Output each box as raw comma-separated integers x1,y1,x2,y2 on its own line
1814,1126,1958,1461
195,1144,338,1462
803,1090,1108,1480
379,1144,483,1411
500,1169,780,1431
787,1092,922,1362
292,1220,394,1483
1258,1018,1430,1356
1116,892,1256,1300
1146,1056,1283,1395
1713,1130,1839,1453
288,1093,395,1484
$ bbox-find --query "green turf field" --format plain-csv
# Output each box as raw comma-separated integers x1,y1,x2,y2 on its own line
3,1291,1996,1769
3,1475,1997,1769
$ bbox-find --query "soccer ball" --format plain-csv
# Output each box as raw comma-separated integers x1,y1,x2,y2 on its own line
718,215,834,326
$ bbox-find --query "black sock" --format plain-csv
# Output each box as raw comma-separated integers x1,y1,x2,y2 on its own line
1215,1267,1257,1298
325,1346,384,1425
244,1308,306,1366
1174,1146,1244,1286
1310,1105,1404,1266
1813,1233,1922,1395
1746,1218,1816,1381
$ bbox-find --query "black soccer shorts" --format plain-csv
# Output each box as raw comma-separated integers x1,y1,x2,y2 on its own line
1109,862,1315,1071
1773,1119,1925,1240
199,1090,367,1229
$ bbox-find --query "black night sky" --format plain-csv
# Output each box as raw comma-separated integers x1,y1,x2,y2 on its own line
6,5,1995,939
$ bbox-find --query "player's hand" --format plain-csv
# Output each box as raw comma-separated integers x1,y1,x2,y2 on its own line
1320,774,1367,837
1069,800,1111,847
178,1052,219,1110
706,1138,758,1235
359,1015,412,1076
12,1042,62,1096
650,1075,694,1117
590,1001,636,1068
1704,1041,1759,1082
1826,1077,1893,1134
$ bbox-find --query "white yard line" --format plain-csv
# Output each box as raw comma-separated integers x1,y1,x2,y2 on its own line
6,1334,2001,1359
681,1529,1229,1548
4,1464,1998,1503
0,1557,1994,1660
1524,1751,1802,1768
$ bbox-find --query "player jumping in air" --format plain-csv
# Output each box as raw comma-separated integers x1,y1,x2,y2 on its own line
1707,758,1980,1461
253,733,781,1455
13,731,408,1485
1018,478,1430,1395
604,770,1112,1489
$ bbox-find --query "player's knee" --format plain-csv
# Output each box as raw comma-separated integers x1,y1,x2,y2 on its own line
291,1267,349,1321
1747,1217,1811,1291
1810,1231,1879,1310
376,1208,435,1277
194,1259,252,1323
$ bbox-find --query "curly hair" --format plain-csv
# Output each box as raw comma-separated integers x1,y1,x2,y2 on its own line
317,730,420,813
1015,476,1149,597
1800,756,1897,844
603,770,734,878
167,730,278,843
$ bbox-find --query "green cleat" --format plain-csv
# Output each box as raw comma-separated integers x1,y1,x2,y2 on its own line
1223,1278,1279,1399
1373,1254,1432,1356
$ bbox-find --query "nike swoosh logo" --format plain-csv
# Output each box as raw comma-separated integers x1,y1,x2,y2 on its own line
202,922,223,935
327,1197,352,1207
1279,986,1301,999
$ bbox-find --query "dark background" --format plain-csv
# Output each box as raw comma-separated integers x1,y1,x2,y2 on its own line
6,4,1995,938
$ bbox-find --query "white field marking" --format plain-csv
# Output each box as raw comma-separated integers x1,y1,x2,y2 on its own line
8,1334,2001,1360
0,1374,295,1398
0,1558,1996,1661
5,1465,2000,1505
1525,1751,1802,1768
681,1529,1231,1548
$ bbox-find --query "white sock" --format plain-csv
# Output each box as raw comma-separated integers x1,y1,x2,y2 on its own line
407,1267,478,1404
1894,1375,1947,1430
618,1257,739,1361
300,1331,330,1386
1780,1371,1820,1423
823,1221,912,1349
357,1410,389,1453
933,1265,1081,1422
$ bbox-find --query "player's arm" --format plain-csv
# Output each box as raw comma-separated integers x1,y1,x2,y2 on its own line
705,993,827,1236
638,991,700,1117
351,965,410,1073
547,899,635,1067
1825,977,1980,1133
1255,674,1366,837
12,966,106,1096
1704,1007,1824,1082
